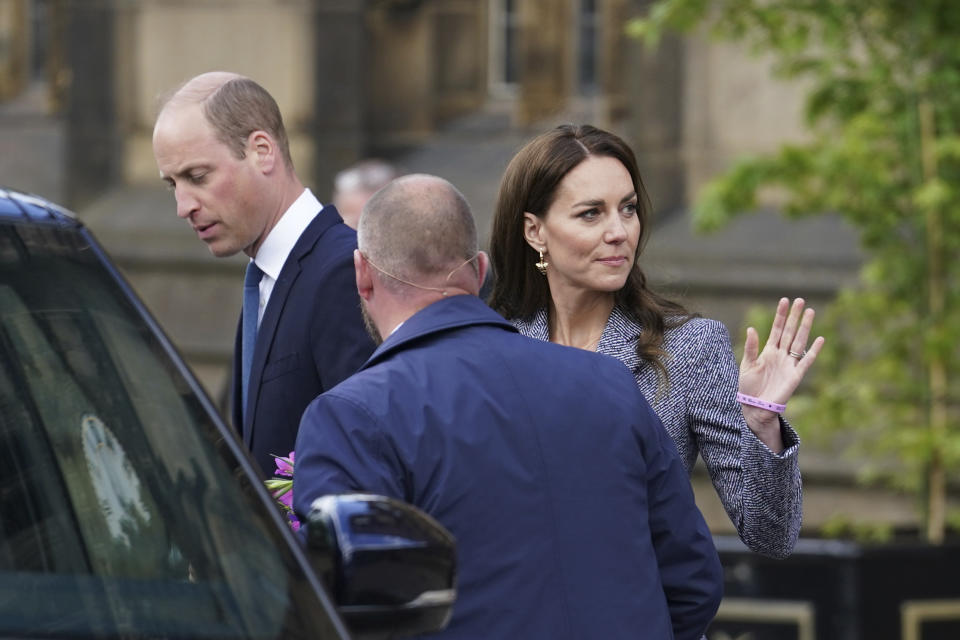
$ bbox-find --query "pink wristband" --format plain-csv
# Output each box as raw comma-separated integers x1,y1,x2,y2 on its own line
736,392,785,414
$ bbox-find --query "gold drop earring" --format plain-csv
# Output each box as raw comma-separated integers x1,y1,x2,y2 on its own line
535,249,549,276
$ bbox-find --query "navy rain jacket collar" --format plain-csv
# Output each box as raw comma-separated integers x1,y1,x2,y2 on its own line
362,295,516,370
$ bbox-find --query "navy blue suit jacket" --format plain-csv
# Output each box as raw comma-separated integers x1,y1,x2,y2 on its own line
232,204,376,477
294,295,722,640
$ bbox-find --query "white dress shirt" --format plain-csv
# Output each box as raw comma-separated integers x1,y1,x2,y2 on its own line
249,188,322,326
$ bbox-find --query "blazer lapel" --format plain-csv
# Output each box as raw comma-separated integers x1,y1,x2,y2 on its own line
598,306,643,375
242,207,339,446
231,312,243,435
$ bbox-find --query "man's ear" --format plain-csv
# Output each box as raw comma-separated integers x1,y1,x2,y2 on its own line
475,251,490,291
354,249,373,300
247,130,277,173
522,212,545,252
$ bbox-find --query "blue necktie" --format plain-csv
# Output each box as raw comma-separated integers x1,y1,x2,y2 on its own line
242,261,263,423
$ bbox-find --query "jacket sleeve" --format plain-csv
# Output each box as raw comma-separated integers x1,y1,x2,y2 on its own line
292,393,404,524
639,400,724,640
685,319,803,558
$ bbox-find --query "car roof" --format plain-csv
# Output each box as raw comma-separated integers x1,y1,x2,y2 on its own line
0,187,79,226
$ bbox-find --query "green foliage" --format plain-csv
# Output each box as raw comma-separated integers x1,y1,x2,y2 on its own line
820,514,894,544
631,0,960,540
948,510,960,534
795,281,960,491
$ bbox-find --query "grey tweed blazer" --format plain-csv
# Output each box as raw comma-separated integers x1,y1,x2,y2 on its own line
513,306,803,558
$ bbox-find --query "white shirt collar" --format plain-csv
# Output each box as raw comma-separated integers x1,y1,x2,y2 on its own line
253,188,322,282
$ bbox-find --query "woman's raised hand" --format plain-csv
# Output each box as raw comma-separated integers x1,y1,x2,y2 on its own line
737,297,825,450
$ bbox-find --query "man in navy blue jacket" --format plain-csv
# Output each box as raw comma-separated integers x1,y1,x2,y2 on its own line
153,72,375,477
293,174,723,639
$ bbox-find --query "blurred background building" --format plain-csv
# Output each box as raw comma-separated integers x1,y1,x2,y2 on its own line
1,0,907,536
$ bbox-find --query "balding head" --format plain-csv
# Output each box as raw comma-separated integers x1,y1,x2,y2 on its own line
333,159,401,229
155,71,293,170
160,71,243,110
358,174,480,293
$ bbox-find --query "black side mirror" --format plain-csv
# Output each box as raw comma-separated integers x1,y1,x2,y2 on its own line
305,494,457,640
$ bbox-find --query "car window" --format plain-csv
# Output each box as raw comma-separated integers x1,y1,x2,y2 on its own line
0,221,346,639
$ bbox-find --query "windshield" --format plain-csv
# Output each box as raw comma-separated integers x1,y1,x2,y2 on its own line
0,221,345,639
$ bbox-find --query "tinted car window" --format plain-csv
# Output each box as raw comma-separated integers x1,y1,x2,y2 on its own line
0,218,347,639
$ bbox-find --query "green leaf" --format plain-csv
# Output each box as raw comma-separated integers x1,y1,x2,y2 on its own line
914,178,952,211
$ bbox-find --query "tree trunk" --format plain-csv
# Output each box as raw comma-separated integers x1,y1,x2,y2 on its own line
918,99,947,544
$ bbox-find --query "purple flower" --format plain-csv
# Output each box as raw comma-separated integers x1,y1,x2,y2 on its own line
266,451,300,531
274,451,295,477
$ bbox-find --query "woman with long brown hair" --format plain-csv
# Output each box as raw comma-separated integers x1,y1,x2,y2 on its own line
488,124,824,558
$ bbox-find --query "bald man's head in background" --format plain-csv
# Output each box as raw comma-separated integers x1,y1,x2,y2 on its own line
353,174,488,343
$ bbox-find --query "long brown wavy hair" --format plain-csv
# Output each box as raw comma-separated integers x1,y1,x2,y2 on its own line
488,124,692,382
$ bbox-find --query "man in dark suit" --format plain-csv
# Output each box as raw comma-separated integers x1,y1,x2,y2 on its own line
293,174,723,640
152,72,375,477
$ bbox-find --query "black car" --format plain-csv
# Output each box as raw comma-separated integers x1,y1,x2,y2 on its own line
0,188,455,639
